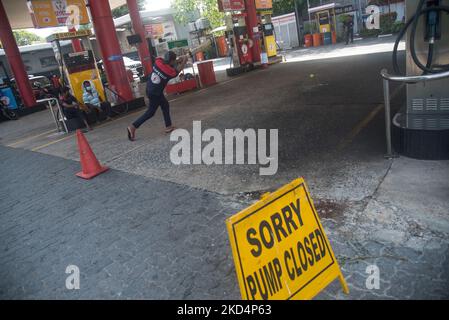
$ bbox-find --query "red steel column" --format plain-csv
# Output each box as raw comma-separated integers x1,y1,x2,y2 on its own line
68,27,84,52
88,0,133,101
127,0,153,76
0,1,36,107
245,0,261,63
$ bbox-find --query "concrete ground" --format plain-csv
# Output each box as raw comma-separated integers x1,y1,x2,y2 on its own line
0,36,448,299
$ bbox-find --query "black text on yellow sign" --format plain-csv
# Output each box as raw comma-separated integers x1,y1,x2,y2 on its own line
226,178,349,300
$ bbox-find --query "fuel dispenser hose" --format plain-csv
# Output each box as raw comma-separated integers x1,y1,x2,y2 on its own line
392,1,449,75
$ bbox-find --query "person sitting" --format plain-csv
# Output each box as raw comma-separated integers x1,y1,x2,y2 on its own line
59,86,91,131
82,80,112,120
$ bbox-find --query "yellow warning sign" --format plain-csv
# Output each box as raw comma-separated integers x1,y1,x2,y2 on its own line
226,178,349,300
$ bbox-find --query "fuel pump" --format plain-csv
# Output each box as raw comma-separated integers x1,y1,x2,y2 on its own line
257,3,278,60
234,25,253,65
47,30,105,104
317,11,331,33
393,0,449,75
224,12,256,76
388,0,449,159
262,22,277,57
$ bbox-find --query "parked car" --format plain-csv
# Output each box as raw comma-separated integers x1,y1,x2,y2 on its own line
123,56,142,70
98,57,142,81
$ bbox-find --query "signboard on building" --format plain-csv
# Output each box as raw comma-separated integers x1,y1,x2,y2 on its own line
145,24,164,38
335,5,354,15
28,0,89,28
46,29,92,42
226,178,349,300
220,0,246,12
168,39,189,50
145,21,177,41
255,0,273,10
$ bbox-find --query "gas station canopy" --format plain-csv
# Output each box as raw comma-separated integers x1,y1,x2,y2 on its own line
2,0,127,29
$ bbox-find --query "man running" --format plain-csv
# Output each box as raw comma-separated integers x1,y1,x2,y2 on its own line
127,51,188,141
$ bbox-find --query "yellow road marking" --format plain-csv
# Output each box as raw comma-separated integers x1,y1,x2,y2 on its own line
7,129,57,147
31,134,75,152
336,83,405,152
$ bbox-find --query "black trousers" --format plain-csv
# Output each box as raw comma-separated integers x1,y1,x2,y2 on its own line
346,28,354,44
100,102,112,117
133,94,172,128
64,107,87,122
100,101,111,116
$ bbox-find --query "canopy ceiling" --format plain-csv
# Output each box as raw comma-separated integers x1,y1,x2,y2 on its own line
2,0,127,29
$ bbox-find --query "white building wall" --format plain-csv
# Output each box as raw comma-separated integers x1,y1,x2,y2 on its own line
272,12,299,50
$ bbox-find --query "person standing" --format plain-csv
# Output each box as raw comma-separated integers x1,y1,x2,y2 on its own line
345,16,354,45
127,51,188,141
51,74,61,93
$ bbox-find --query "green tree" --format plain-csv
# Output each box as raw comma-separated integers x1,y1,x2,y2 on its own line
78,23,92,31
112,0,146,18
12,30,43,46
172,0,225,29
273,0,313,17
273,0,296,16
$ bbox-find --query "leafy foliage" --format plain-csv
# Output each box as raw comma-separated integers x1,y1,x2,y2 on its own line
273,0,296,16
359,28,381,38
379,12,397,34
392,21,405,34
172,0,225,29
338,14,351,24
273,0,308,17
112,0,146,18
303,21,316,34
12,30,43,46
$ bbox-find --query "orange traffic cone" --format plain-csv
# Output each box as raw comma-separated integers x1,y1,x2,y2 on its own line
76,130,109,179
